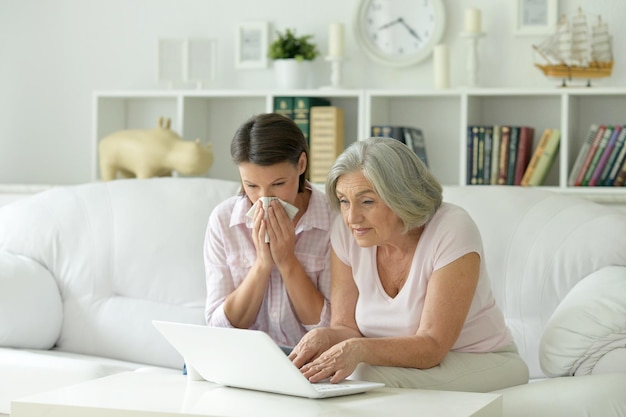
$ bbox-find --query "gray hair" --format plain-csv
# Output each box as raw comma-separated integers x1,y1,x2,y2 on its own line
326,137,442,233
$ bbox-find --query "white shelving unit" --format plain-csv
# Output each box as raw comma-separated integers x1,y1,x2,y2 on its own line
93,88,626,203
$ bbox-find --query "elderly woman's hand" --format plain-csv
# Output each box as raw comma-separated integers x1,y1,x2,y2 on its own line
299,338,363,383
288,327,334,368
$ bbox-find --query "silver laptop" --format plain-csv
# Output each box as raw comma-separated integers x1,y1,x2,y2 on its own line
152,320,384,399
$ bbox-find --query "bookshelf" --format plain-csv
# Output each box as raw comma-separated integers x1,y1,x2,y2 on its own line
93,88,626,203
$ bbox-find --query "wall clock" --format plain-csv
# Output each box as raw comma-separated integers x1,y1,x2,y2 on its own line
354,0,446,67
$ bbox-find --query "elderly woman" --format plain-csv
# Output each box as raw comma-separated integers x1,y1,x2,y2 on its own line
289,136,528,392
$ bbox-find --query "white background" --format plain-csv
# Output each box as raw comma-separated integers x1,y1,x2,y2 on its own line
0,0,623,185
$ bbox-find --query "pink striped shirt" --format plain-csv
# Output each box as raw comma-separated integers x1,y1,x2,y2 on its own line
204,183,333,347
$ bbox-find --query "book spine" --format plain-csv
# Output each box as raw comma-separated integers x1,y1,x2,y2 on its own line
293,97,331,145
409,128,429,167
589,126,622,186
528,129,561,186
471,126,480,185
582,126,613,186
574,125,606,186
568,124,598,186
467,126,474,185
604,126,626,185
497,126,511,185
309,106,344,183
490,125,501,185
613,157,626,186
514,126,534,185
482,126,493,185
521,128,551,186
506,126,520,185
477,126,485,185
273,96,294,119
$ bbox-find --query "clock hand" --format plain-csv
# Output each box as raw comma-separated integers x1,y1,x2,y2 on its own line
378,17,402,30
398,18,422,41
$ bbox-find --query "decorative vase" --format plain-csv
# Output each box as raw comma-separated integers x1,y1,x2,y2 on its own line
273,59,312,89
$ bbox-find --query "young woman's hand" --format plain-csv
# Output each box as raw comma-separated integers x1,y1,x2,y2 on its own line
251,203,273,269
264,199,296,267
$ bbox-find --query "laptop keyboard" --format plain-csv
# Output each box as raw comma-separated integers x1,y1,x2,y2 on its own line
313,382,357,392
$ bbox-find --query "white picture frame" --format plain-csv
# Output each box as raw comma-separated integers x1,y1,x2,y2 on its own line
235,21,269,69
157,38,185,86
514,0,558,36
185,38,217,87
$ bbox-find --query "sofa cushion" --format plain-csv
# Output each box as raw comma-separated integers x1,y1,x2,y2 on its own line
539,266,626,377
0,252,62,349
494,373,626,417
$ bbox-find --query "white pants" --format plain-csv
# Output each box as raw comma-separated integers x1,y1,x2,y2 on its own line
349,344,529,392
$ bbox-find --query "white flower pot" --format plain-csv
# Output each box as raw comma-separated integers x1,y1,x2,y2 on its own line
273,59,313,89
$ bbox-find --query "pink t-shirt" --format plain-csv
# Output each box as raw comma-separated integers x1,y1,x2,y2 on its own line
331,202,512,352
204,183,334,347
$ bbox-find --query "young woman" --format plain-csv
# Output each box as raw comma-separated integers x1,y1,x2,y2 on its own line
204,113,334,348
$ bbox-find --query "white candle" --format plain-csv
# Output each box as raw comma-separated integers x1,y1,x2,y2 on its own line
328,23,344,58
465,8,482,33
433,44,449,89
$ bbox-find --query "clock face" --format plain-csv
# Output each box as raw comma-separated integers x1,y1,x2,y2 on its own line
355,0,445,67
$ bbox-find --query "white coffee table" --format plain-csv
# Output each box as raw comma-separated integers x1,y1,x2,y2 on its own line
11,371,502,417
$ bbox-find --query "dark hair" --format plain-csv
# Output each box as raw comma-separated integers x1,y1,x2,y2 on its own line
231,113,309,193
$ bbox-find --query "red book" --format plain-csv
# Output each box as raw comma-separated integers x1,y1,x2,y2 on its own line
514,126,535,185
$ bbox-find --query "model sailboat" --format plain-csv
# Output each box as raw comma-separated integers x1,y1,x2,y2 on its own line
533,8,613,86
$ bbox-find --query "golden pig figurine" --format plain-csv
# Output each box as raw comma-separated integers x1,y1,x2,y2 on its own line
99,117,214,181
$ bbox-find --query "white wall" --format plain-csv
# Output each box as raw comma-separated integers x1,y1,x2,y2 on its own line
0,0,624,185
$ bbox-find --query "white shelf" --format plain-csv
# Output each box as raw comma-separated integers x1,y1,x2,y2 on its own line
93,88,626,201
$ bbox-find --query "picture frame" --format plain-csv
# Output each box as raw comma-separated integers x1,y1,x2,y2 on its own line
185,38,217,87
157,38,185,86
235,21,269,69
514,0,558,36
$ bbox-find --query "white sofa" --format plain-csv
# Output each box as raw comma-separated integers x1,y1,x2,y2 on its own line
0,177,625,416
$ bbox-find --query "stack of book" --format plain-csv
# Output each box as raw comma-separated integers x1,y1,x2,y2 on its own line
309,106,344,183
370,125,429,167
466,125,561,186
568,124,626,187
273,96,331,145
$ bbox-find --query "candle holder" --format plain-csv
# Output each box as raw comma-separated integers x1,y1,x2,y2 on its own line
460,32,485,87
321,56,345,89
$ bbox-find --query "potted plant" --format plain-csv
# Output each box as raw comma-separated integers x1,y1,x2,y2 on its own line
268,28,320,89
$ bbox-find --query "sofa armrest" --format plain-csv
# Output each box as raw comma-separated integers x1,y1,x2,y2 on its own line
0,251,62,348
539,266,626,377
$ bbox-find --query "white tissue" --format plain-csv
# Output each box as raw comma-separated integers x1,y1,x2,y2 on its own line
245,197,299,242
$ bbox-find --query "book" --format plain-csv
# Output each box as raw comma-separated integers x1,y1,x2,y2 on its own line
477,126,486,184
589,125,622,186
371,125,404,141
506,126,520,185
526,129,561,186
600,125,626,185
371,125,428,167
573,125,606,186
482,126,493,185
293,97,331,144
520,128,552,186
466,126,474,185
309,106,344,183
514,126,535,185
273,96,294,119
490,125,501,185
497,126,511,185
582,125,613,186
406,127,429,167
604,126,626,186
613,156,626,186
470,125,480,185
568,124,599,186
